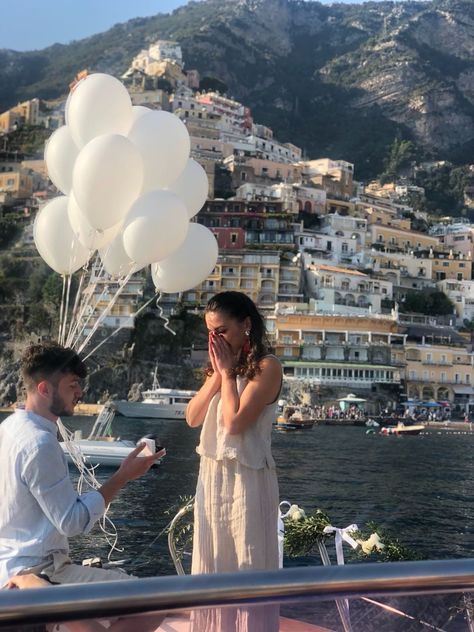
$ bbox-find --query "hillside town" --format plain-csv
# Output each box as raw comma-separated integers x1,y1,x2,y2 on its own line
1,40,473,418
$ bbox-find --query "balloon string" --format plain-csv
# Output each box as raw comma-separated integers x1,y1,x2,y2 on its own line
76,269,134,354
82,292,161,361
67,255,107,348
69,280,110,350
58,274,67,344
60,274,73,346
65,266,87,347
156,292,176,336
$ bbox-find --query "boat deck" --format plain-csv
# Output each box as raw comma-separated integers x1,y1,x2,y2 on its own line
155,614,331,631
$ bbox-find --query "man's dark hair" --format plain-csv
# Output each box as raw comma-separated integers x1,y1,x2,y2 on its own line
20,342,87,392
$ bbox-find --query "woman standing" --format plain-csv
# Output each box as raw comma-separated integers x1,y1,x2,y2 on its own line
186,291,282,632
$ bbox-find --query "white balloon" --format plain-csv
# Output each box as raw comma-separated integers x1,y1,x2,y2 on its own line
128,110,190,191
123,190,189,267
68,192,121,251
128,105,152,129
73,133,143,231
99,234,141,277
44,126,79,194
151,223,218,293
168,158,209,218
68,73,133,147
34,197,90,275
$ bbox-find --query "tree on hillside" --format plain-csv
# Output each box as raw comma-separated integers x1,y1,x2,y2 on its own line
199,76,228,94
401,290,454,316
0,218,21,249
380,139,416,184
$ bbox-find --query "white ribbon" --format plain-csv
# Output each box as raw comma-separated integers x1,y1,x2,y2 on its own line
323,523,359,566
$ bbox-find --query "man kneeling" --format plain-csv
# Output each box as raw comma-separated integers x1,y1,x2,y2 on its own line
0,342,163,586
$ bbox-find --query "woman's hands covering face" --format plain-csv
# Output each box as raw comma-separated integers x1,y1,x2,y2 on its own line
209,331,237,375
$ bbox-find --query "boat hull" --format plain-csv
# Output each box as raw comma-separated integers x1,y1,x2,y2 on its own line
112,400,187,420
381,425,425,436
60,439,162,468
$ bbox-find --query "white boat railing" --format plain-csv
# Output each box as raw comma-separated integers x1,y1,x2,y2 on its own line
1,559,474,629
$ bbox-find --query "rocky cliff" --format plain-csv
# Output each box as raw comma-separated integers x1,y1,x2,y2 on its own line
1,0,474,177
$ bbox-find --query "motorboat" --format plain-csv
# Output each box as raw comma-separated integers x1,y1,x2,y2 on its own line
112,368,196,420
380,421,425,436
275,402,315,431
365,419,380,428
60,404,166,468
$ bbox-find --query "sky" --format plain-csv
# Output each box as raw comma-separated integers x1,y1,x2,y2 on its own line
0,0,364,52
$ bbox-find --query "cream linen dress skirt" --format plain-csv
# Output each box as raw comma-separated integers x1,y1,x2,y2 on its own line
191,455,280,632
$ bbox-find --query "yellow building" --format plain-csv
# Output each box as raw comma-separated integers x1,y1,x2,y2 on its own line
0,98,40,133
266,304,402,410
370,224,440,252
404,343,473,405
0,170,33,199
182,251,281,308
430,253,472,282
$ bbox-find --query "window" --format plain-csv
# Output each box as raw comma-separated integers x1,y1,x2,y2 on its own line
466,374,471,384
342,243,348,253
231,233,237,244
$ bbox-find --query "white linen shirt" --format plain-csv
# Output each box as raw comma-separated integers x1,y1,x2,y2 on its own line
0,409,105,586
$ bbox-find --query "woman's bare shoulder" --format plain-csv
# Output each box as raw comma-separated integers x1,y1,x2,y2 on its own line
259,354,282,372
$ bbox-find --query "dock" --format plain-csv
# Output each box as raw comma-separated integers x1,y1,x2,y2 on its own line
0,403,103,417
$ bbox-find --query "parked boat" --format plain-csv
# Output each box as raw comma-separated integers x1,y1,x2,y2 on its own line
275,402,315,431
60,405,166,468
112,369,196,420
365,419,380,428
380,421,425,436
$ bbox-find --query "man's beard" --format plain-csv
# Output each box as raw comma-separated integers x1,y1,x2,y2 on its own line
50,390,74,417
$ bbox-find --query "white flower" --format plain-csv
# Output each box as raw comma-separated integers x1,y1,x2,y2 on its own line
357,533,385,555
287,504,306,521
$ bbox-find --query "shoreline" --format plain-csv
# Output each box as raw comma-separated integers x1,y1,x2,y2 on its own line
0,403,103,417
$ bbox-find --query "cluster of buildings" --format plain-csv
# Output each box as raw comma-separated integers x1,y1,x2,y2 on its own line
1,40,473,416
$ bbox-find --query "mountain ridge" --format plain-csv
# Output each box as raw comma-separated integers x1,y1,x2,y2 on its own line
1,0,474,178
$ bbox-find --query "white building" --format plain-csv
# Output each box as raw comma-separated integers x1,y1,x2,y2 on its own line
437,279,474,323
304,262,393,315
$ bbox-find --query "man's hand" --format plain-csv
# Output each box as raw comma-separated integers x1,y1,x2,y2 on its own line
3,574,49,589
117,443,166,482
99,444,166,506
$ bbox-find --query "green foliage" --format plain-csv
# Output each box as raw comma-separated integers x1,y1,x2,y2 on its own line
27,304,52,333
415,164,474,217
0,254,29,300
0,0,461,180
199,76,229,94
350,522,422,563
381,139,416,184
284,509,331,557
42,273,63,309
0,218,22,249
402,290,454,316
2,125,50,156
283,508,419,562
165,495,194,564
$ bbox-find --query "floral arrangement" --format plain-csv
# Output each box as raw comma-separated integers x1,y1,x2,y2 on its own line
166,498,420,571
283,505,420,563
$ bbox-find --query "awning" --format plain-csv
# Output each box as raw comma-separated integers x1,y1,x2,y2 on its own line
453,386,474,395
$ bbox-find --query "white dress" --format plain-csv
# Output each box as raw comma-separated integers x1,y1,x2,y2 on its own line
191,371,280,632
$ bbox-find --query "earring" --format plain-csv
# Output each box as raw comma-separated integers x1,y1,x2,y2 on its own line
243,330,251,354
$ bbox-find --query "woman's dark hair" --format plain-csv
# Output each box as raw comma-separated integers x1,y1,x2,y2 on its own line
205,291,269,380
20,342,87,392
